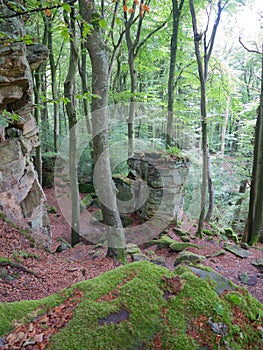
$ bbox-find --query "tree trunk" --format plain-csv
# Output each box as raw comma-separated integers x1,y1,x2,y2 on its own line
64,5,80,246
244,42,263,244
243,108,260,243
232,179,247,231
166,0,184,148
221,95,230,155
125,12,137,158
205,144,214,222
79,0,126,261
33,15,49,183
46,15,59,152
79,24,92,135
189,0,208,237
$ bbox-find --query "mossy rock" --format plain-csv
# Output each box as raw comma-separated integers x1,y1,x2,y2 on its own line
125,244,141,255
146,235,175,249
120,216,134,227
180,235,191,243
169,242,199,252
224,227,239,244
132,253,149,262
78,183,95,194
90,209,103,224
251,258,263,272
174,251,206,266
172,228,190,237
80,194,93,210
150,255,166,267
0,262,262,350
202,229,215,237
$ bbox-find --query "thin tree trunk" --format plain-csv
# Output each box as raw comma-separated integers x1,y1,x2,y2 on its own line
190,0,226,228
46,15,59,152
64,5,80,246
33,15,49,183
79,0,126,261
79,24,92,135
189,0,208,237
205,144,214,221
232,179,247,231
221,95,230,155
166,0,184,148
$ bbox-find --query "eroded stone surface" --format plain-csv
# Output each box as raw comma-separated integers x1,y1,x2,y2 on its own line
0,1,50,246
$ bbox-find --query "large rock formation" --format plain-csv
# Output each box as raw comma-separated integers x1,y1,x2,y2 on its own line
114,151,189,226
0,1,50,246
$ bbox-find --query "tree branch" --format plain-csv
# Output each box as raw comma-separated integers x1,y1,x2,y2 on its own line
0,261,42,278
239,37,262,55
0,0,77,19
135,20,167,57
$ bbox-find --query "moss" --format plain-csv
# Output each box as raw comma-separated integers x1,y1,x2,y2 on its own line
47,205,57,214
11,250,39,261
0,292,66,336
0,262,262,350
169,242,199,252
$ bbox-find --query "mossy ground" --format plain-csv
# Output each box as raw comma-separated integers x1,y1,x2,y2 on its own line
0,261,262,350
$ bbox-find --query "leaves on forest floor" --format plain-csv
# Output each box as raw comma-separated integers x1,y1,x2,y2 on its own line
0,289,83,349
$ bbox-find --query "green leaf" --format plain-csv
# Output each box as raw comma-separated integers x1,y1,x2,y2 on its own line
23,34,33,45
116,18,122,25
61,26,69,40
99,19,107,29
62,3,71,13
228,293,242,306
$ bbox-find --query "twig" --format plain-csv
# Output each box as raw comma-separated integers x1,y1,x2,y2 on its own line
0,0,77,19
0,261,43,279
239,37,262,55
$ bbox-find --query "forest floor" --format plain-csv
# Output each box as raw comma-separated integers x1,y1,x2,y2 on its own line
0,187,262,305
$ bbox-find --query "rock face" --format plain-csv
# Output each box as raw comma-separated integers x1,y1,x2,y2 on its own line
0,1,50,246
114,151,189,226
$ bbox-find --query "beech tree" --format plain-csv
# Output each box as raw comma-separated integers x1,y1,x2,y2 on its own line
63,2,80,246
166,0,184,148
243,41,263,244
79,0,126,261
189,0,228,235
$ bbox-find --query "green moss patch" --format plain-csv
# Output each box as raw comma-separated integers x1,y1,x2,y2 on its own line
0,262,262,350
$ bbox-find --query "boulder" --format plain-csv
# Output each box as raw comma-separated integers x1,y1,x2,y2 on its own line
174,251,206,266
251,258,263,272
0,262,262,350
223,244,252,258
169,242,199,252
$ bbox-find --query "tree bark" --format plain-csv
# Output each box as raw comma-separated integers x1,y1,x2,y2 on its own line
243,42,263,244
79,0,126,261
221,95,230,155
63,4,80,246
166,0,184,148
46,14,59,152
189,0,208,236
79,23,92,135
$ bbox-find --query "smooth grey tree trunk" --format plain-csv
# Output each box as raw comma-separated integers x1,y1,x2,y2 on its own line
79,0,126,261
64,5,80,246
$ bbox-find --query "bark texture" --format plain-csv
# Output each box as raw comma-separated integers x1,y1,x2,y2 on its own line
79,0,126,261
